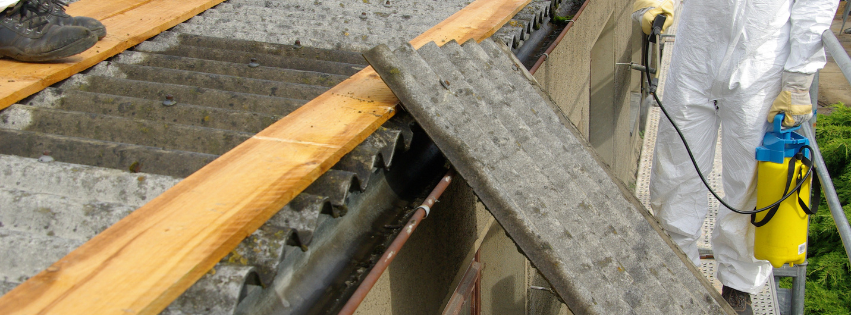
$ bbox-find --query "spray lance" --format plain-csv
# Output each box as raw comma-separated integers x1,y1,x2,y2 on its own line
640,15,817,268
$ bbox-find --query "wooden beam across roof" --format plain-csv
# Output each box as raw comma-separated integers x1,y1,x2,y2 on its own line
0,0,531,314
0,0,229,111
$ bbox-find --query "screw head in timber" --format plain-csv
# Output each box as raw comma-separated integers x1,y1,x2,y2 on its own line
360,12,367,20
162,94,176,106
248,58,260,68
384,0,391,7
294,39,302,49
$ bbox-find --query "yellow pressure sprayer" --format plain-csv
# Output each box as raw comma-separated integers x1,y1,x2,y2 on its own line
753,114,816,268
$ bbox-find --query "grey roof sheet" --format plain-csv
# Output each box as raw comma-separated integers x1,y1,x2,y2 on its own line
364,38,729,314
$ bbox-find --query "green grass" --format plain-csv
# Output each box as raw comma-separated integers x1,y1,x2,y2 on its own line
800,103,851,314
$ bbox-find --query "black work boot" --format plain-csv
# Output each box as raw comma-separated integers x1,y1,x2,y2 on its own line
721,286,754,315
32,0,105,39
0,0,96,62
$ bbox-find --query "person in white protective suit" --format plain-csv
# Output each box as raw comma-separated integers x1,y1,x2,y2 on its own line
634,0,838,314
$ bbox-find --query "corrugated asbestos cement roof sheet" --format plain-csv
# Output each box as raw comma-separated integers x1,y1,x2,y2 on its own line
364,39,731,314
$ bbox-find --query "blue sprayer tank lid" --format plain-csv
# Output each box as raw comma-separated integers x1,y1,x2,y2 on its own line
755,114,810,164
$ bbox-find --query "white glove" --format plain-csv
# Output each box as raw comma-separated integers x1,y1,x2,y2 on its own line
633,0,675,35
768,72,815,127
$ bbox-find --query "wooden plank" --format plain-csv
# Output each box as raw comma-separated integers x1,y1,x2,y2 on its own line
0,0,227,111
65,0,155,21
409,0,527,48
0,0,530,314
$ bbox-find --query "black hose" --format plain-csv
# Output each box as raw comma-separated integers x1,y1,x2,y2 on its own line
642,28,815,215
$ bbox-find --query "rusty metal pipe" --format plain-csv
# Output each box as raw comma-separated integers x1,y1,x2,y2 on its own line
338,169,456,315
528,0,591,74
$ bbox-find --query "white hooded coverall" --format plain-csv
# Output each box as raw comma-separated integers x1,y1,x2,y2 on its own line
650,0,837,294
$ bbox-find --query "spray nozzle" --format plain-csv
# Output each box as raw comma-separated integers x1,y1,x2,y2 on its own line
616,62,655,74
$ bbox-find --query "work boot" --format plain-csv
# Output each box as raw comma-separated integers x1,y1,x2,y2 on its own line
32,0,105,39
721,286,754,315
0,0,96,62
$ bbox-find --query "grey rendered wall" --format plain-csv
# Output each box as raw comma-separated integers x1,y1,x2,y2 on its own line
533,0,642,187
479,221,527,315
